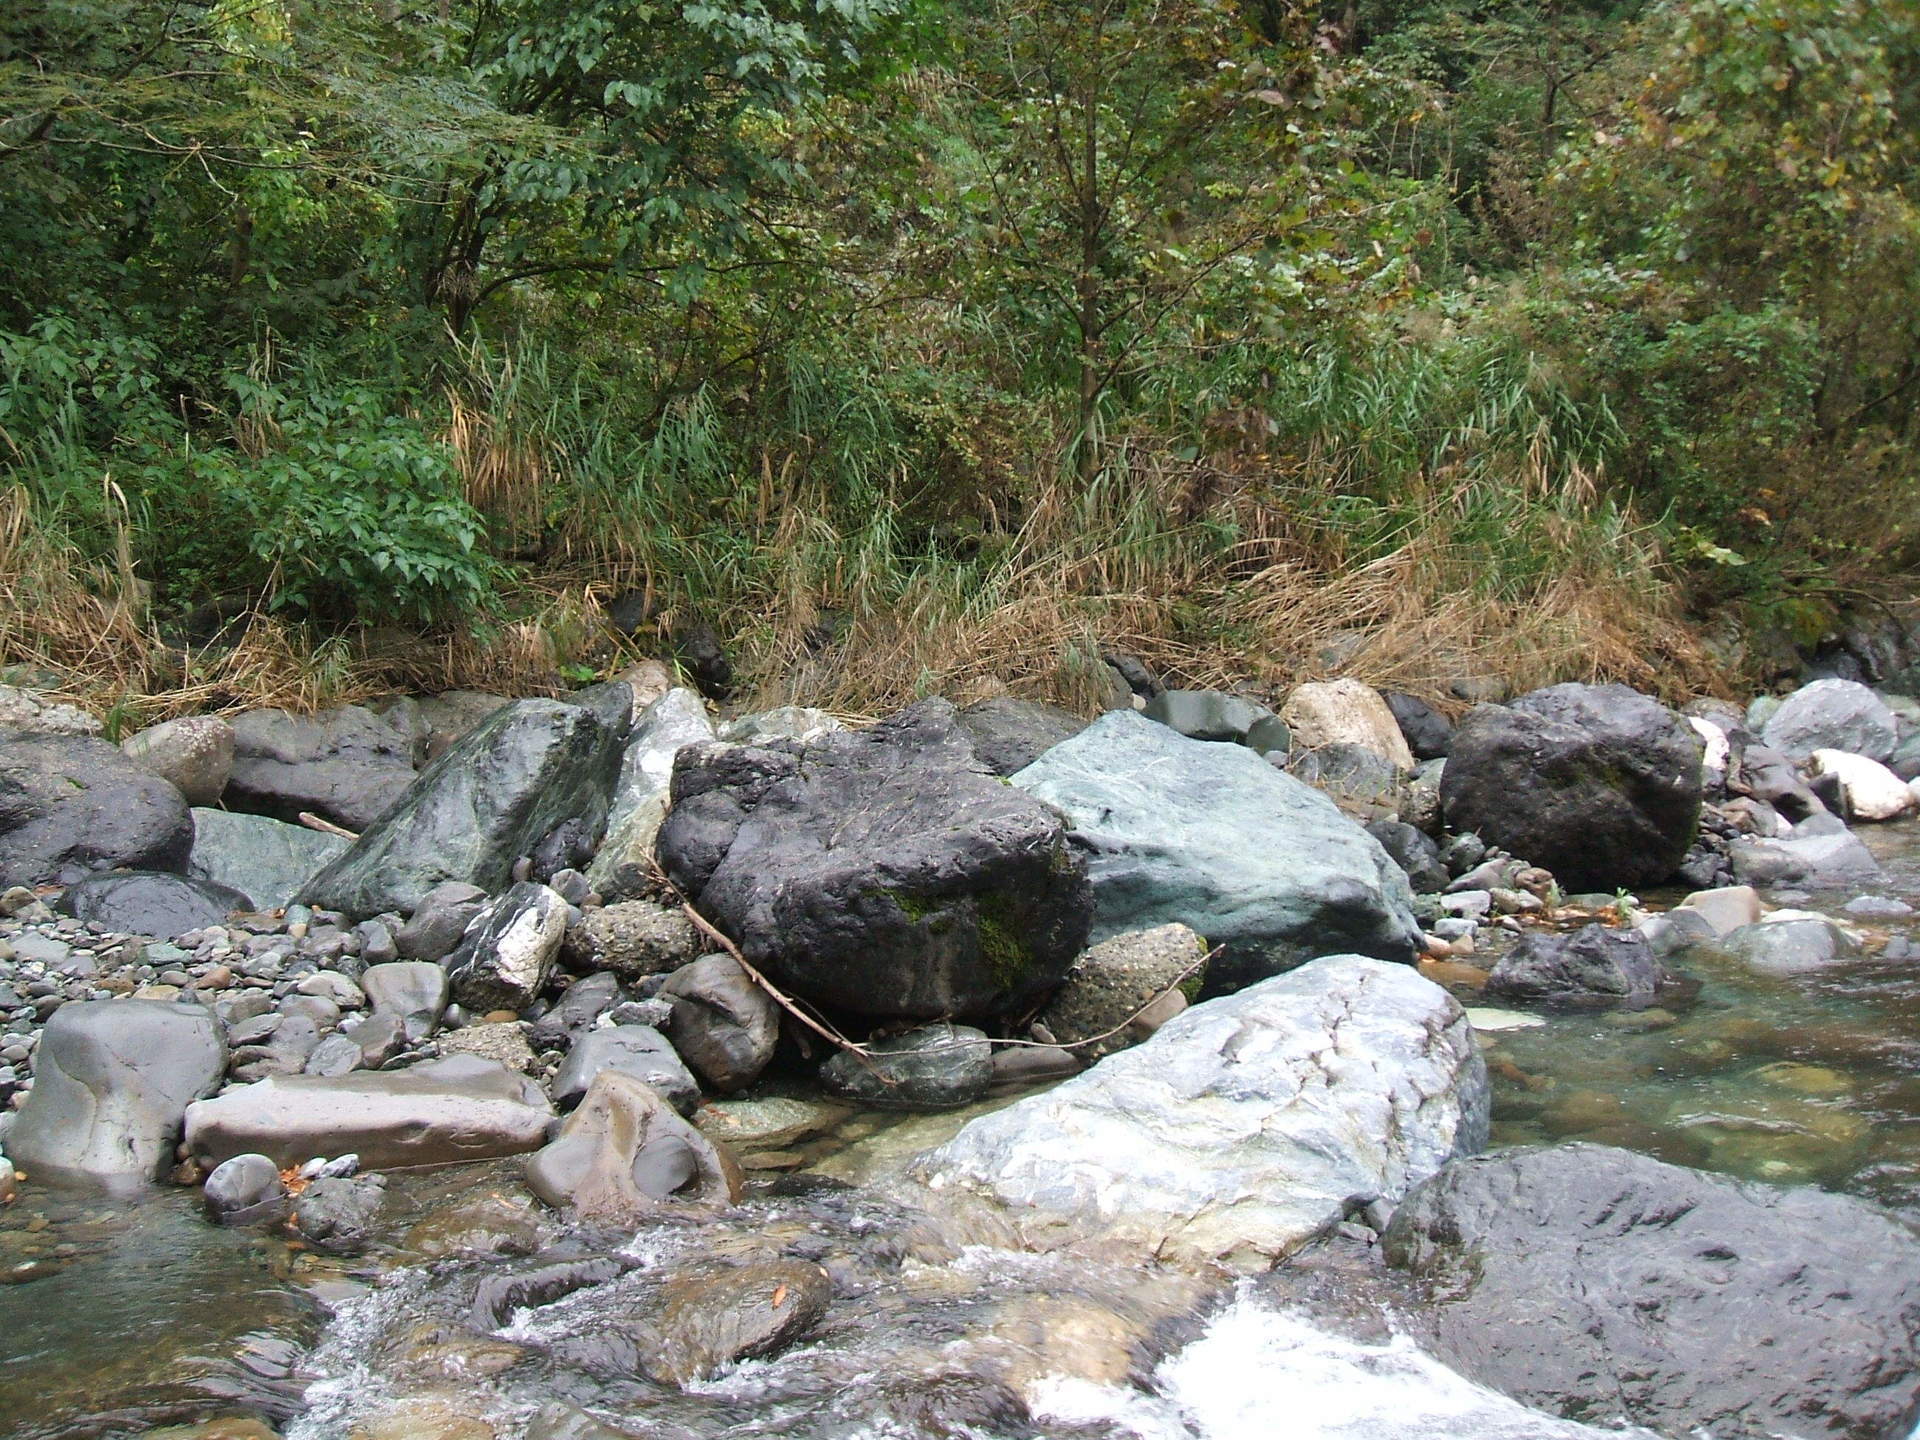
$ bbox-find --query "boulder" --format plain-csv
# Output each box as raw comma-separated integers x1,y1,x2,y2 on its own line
184,1054,555,1170
1381,1143,1920,1440
529,972,625,1049
1034,923,1208,1062
225,704,420,830
121,716,234,807
55,871,249,939
1809,749,1917,822
561,899,700,978
1720,917,1860,976
1364,820,1449,894
1729,826,1884,889
186,807,349,911
0,685,100,736
1281,679,1416,771
642,1260,833,1387
585,688,715,899
657,956,779,1093
1440,683,1703,892
1287,742,1404,810
1672,885,1763,937
8,1000,227,1184
1383,692,1452,760
1485,924,1666,1005
915,956,1487,1269
524,1071,740,1225
291,1174,388,1254
1010,711,1420,995
299,698,624,918
819,1023,993,1110
658,699,1091,1021
202,1152,288,1225
953,697,1088,776
394,880,488,963
1142,689,1271,744
360,961,451,1041
1761,678,1899,763
445,882,568,1014
407,690,512,761
552,1026,700,1115
0,733,194,885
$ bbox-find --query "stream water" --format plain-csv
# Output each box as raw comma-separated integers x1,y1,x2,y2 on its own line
2,821,1916,1440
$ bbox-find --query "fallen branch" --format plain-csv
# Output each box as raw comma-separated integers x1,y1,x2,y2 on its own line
298,811,359,841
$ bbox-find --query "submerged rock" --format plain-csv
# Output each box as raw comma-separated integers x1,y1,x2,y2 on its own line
642,1259,833,1387
1011,711,1420,994
0,733,194,886
915,955,1487,1269
820,1023,993,1111
1382,1143,1920,1440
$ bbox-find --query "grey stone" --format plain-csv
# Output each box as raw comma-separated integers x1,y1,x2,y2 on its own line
394,881,487,963
56,871,249,939
1010,711,1420,995
659,698,1091,1021
8,999,226,1184
915,956,1488,1269
1384,692,1453,760
0,733,194,886
406,690,512,761
524,1070,739,1225
642,1259,833,1388
184,1054,555,1169
1486,924,1667,1004
1440,683,1703,892
291,1174,387,1254
1365,821,1449,894
1721,918,1860,976
202,1151,287,1224
585,688,716,899
529,971,624,1049
0,685,99,736
1142,688,1271,743
348,1010,407,1066
1761,678,1899,763
121,716,234,807
361,961,450,1040
1243,714,1292,757
658,956,778,1093
1729,827,1884,889
820,1023,993,1110
303,1033,364,1077
1673,885,1763,936
1035,923,1208,1061
438,1020,537,1073
445,882,568,1015
354,918,398,965
552,1025,699,1114
1288,742,1405,809
561,899,699,978
953,697,1088,776
299,699,624,919
226,704,418,830
714,706,843,745
1383,1143,1920,1440
187,808,349,912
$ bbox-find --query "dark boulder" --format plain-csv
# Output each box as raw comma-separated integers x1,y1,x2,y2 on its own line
953,698,1088,776
225,704,419,831
657,955,778,1093
290,1174,388,1254
1440,683,1704,891
298,699,624,919
1383,692,1452,760
1364,821,1449,895
0,733,193,886
1485,923,1667,1005
56,871,249,940
657,699,1091,1021
1382,1143,1920,1440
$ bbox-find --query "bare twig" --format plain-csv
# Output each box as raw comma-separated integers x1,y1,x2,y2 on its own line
297,812,359,840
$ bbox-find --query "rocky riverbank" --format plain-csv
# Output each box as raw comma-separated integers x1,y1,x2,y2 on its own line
1,654,1919,1439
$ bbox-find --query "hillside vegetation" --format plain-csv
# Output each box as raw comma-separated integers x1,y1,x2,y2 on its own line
2,0,1917,721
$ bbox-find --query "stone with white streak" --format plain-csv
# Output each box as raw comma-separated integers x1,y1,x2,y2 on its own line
445,882,568,1014
913,955,1488,1270
585,688,716,897
1809,749,1917,822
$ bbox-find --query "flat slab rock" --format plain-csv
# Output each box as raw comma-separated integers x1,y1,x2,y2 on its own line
913,955,1488,1270
1382,1143,1920,1440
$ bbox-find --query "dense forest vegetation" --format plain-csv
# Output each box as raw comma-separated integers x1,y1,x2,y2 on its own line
2,0,1917,721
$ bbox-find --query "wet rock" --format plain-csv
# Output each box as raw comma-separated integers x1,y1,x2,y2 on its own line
1721,917,1860,976
8,999,226,1184
394,881,487,964
403,1190,543,1260
184,1054,555,1170
1034,923,1208,1062
1142,689,1271,744
121,716,234,809
552,1026,698,1114
820,1023,993,1110
1282,679,1416,771
1761,678,1899,763
225,704,419,831
299,698,624,919
659,698,1090,1021
524,1071,740,1224
694,1097,840,1151
291,1174,387,1254
0,733,194,886
953,697,1088,776
1382,1143,1920,1440
528,972,623,1049
1384,692,1452,760
1486,924,1666,1005
1011,711,1420,995
1810,748,1917,822
657,956,778,1093
917,956,1487,1269
56,871,248,941
446,883,568,1014
642,1259,832,1386
1440,683,1703,892
361,962,450,1041
1365,821,1449,894
202,1153,287,1225
561,900,699,978
584,688,716,899
185,807,349,911
470,1256,625,1329
1730,824,1884,889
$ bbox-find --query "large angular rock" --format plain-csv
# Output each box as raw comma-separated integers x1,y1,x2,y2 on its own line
524,1071,740,1225
953,697,1088,777
658,699,1091,1021
298,699,624,918
55,870,249,939
1485,924,1666,1005
8,1000,226,1184
187,807,349,911
225,704,420,830
184,1054,555,1169
445,882,568,1014
1382,1144,1920,1440
584,687,716,898
1761,678,1899,763
915,956,1487,1269
121,715,234,807
0,733,193,885
1010,711,1420,994
1440,683,1704,892
657,955,779,1093
1281,679,1416,771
